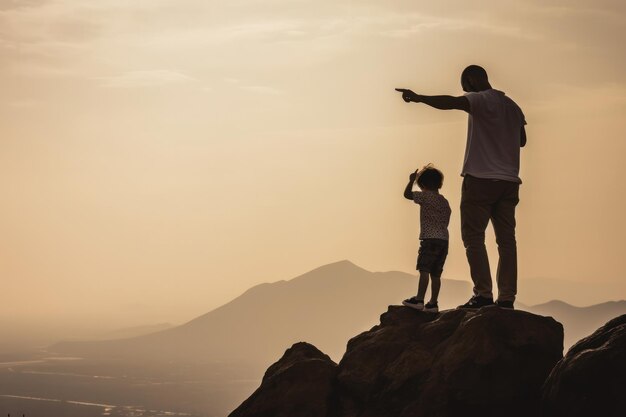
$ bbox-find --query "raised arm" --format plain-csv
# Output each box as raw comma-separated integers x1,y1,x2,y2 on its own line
404,171,417,200
396,88,470,112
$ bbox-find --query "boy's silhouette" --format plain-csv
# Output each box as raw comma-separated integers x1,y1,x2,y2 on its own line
402,165,451,313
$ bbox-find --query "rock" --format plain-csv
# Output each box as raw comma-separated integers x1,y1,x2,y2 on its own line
229,342,337,417
334,306,563,417
230,307,564,417
542,314,626,417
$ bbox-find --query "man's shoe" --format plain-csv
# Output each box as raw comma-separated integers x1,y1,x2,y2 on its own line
424,302,439,313
496,300,514,309
458,295,494,309
402,296,424,310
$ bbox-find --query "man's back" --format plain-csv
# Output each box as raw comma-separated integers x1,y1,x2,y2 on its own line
463,89,526,183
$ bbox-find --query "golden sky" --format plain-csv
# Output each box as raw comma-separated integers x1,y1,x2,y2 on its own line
1,0,625,329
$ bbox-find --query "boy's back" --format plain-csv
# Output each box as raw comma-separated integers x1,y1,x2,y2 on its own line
413,191,451,240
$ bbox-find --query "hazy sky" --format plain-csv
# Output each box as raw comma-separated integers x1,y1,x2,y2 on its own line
1,0,625,330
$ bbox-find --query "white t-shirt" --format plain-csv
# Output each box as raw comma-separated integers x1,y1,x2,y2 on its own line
463,89,526,183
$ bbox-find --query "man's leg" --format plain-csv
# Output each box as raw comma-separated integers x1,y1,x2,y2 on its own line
492,182,520,303
461,176,495,300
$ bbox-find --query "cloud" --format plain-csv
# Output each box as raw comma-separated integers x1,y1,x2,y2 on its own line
239,85,283,95
216,20,304,40
1,0,624,93
0,0,49,12
222,78,283,95
98,70,196,88
378,15,541,41
7,61,79,78
531,82,626,115
4,98,40,108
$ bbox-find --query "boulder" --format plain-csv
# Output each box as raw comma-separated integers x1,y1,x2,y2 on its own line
334,306,563,417
542,314,626,417
229,342,337,417
231,307,564,417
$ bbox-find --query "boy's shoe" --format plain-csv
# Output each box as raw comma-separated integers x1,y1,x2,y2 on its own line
402,297,424,310
424,302,439,313
458,295,494,309
496,300,514,310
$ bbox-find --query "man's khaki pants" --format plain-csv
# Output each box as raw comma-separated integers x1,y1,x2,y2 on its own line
461,175,520,302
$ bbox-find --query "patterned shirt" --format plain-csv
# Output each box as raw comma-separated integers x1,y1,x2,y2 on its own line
412,191,451,240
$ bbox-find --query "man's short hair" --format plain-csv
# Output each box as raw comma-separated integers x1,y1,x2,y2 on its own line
462,65,489,82
417,168,444,190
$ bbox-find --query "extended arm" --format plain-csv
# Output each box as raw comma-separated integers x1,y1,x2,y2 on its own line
396,89,470,112
520,125,527,147
404,172,417,200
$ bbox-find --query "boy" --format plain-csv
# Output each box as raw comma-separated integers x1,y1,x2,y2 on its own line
402,165,451,313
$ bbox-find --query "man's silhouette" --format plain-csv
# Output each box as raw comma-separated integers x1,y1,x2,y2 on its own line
396,65,526,309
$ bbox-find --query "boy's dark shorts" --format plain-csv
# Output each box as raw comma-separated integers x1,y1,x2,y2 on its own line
416,238,449,277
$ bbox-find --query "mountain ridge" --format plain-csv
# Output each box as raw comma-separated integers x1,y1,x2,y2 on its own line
50,260,625,365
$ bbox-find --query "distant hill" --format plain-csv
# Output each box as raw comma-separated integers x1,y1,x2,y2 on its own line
51,261,625,366
524,300,626,349
51,261,471,364
519,278,625,306
93,323,174,340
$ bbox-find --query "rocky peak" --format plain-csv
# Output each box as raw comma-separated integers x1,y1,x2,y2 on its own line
230,341,337,417
542,314,626,417
230,306,565,417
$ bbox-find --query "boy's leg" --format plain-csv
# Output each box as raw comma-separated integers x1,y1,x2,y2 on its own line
429,275,441,304
492,181,520,303
415,239,434,301
428,240,447,304
416,271,430,301
461,176,495,300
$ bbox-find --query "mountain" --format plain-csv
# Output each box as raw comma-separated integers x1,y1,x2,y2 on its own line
524,300,626,349
51,261,472,365
519,278,625,306
94,323,175,340
51,261,625,366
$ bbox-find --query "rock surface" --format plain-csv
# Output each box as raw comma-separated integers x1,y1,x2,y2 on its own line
230,306,564,417
542,314,626,417
229,342,337,417
333,306,563,417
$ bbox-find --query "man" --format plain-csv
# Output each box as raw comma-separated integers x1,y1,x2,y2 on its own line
396,65,526,309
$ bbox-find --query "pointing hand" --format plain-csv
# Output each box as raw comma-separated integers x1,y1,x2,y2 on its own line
395,88,418,103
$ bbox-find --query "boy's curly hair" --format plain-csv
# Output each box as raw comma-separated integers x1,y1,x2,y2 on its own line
416,165,444,190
